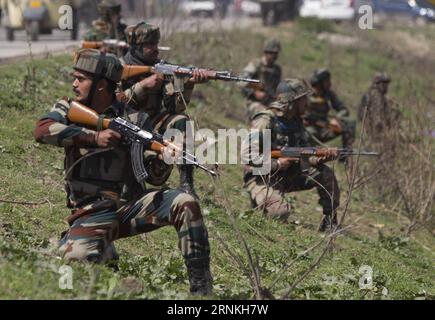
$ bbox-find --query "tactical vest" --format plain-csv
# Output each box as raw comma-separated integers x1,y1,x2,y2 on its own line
64,101,136,208
251,59,281,103
271,115,310,149
307,93,331,121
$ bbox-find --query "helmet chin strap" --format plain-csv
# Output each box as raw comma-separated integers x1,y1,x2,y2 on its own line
85,52,107,107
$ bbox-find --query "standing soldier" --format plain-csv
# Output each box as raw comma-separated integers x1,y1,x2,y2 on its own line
33,49,213,296
242,79,340,232
83,0,127,43
304,69,356,162
358,72,400,140
120,22,209,197
239,38,282,122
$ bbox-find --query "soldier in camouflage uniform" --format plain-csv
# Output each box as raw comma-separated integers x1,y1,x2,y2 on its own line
120,22,210,197
82,0,127,55
358,72,401,140
33,49,213,296
239,39,282,122
243,79,340,232
305,69,356,161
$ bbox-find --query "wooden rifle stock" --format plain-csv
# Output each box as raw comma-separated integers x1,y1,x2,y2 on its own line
68,101,111,129
247,82,265,91
270,150,300,161
68,101,167,153
81,41,103,50
121,65,154,80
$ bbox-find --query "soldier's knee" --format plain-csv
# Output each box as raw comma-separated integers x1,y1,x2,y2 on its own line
264,201,291,221
59,239,104,264
266,208,290,221
172,192,203,228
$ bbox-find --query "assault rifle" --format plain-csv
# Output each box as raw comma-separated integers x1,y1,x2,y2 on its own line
271,147,379,161
270,146,379,172
67,101,217,177
121,60,260,91
81,40,170,52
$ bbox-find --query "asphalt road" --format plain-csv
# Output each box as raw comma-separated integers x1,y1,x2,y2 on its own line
0,16,259,64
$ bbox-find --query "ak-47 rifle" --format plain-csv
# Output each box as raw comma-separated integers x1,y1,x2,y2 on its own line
67,101,217,177
121,60,260,89
271,147,379,171
81,39,170,52
271,147,379,159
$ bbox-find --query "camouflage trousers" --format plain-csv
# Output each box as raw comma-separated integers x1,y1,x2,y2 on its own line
59,188,209,264
306,117,356,149
245,165,340,221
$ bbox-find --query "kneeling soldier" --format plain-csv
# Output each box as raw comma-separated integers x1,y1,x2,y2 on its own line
34,49,212,296
243,79,340,232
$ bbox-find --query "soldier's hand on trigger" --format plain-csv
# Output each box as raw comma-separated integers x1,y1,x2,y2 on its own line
277,157,293,171
159,144,182,163
95,129,121,148
254,90,267,101
189,69,209,84
139,73,164,90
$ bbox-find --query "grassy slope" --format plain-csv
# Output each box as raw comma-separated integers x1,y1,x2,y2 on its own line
0,20,433,300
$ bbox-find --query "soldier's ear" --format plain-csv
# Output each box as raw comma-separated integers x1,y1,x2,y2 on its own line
97,79,108,92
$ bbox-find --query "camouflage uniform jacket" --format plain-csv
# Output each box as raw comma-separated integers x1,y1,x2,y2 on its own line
34,99,146,208
243,109,310,184
120,54,194,117
240,57,282,105
306,90,349,123
358,86,401,132
83,19,127,42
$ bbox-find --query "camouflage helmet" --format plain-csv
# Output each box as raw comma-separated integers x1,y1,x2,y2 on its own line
310,68,331,85
373,72,391,84
73,49,123,83
98,0,122,20
270,78,313,111
263,39,281,53
125,22,160,46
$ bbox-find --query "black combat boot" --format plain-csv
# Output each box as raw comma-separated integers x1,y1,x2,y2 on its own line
185,257,213,296
319,213,338,233
179,164,198,198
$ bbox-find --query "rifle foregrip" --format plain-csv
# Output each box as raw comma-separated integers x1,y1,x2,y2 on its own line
150,141,165,153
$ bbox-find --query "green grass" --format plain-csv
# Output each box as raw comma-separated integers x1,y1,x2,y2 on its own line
0,21,434,300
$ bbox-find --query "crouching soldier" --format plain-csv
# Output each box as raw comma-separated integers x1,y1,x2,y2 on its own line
305,69,356,162
239,38,282,122
242,79,340,232
33,49,212,296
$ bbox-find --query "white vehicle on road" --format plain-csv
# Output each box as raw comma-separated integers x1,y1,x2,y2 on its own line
299,0,356,21
240,0,262,16
181,0,216,17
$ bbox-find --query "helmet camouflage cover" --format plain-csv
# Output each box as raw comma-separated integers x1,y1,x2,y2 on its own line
373,72,391,84
270,78,313,111
310,68,331,85
125,22,160,46
263,38,281,53
98,0,122,20
73,49,123,83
